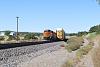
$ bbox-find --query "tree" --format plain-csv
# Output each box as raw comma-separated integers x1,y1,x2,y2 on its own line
77,31,88,36
89,25,100,33
68,33,77,36
0,36,4,41
96,0,100,4
34,33,41,36
4,30,11,36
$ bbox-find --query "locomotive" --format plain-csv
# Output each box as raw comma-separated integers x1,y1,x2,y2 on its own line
43,28,65,41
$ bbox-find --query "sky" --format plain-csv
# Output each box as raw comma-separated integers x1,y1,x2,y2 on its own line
0,0,100,33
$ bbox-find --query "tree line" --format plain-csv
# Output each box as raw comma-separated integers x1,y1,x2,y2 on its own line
67,24,100,36
0,31,42,41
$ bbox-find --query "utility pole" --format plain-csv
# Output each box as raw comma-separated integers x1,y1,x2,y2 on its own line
16,17,19,41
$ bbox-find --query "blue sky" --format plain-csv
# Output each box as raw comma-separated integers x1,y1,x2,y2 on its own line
0,0,100,33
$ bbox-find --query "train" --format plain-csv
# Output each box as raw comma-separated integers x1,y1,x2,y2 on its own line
0,28,67,49
43,28,66,41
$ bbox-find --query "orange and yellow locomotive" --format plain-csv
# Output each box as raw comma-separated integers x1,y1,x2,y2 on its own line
43,28,65,41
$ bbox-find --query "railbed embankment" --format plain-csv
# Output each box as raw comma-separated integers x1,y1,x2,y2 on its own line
0,41,66,67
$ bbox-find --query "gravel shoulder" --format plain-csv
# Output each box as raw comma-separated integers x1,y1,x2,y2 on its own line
18,47,68,67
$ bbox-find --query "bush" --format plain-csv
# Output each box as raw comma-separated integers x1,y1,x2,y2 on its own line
4,30,11,36
65,37,84,52
0,36,5,41
76,44,93,59
24,33,38,40
7,35,16,41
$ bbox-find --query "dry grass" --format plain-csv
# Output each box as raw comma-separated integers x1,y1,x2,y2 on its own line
63,36,94,67
91,35,100,67
93,35,100,42
65,37,84,52
63,42,93,67
85,34,100,67
92,47,100,67
76,44,93,59
63,59,74,67
87,33,100,43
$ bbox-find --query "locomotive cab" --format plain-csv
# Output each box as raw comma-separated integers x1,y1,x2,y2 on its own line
43,30,51,40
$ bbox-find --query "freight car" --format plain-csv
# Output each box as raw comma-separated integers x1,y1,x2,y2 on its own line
56,28,65,40
43,28,65,41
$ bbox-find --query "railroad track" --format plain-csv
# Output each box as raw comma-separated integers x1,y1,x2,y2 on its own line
0,40,59,49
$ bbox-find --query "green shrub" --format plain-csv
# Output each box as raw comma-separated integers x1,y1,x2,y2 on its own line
24,33,38,40
65,37,84,52
7,35,16,41
4,30,11,36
